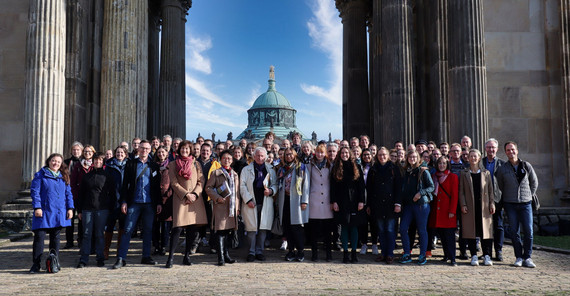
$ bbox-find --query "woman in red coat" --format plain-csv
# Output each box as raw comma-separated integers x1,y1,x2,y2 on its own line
428,156,459,266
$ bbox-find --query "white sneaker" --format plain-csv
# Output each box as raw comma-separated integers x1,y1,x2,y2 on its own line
280,240,288,250
523,258,536,268
360,244,368,254
471,255,479,266
483,255,493,266
514,258,523,267
371,244,379,255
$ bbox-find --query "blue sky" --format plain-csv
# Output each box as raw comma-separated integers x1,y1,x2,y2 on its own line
184,0,342,141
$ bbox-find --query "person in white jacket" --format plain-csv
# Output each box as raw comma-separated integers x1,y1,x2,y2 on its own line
239,147,278,262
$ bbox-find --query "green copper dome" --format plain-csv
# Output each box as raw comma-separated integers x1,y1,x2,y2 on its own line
250,79,293,110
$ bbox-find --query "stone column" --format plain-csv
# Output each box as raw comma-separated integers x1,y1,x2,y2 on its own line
427,0,449,144
370,0,381,143
159,0,190,138
336,0,370,140
100,0,148,150
87,0,104,148
147,0,161,138
447,0,488,149
379,0,415,145
22,0,67,186
562,0,570,186
64,0,90,154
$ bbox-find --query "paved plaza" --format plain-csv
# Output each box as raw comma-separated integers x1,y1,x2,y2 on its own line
1,234,569,295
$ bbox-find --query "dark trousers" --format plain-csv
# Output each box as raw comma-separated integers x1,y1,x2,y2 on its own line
358,214,378,246
153,220,172,250
493,202,504,253
438,228,456,262
282,195,305,253
66,213,83,245
468,238,493,257
427,227,437,251
33,227,62,264
457,210,468,254
309,218,333,252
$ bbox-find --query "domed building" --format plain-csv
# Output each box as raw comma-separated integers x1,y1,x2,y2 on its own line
237,66,305,140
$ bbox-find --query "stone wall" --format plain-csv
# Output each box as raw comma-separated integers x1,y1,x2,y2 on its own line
0,1,28,204
484,0,567,206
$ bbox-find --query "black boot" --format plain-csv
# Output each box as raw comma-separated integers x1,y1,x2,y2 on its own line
351,250,358,263
182,230,193,265
165,254,173,268
112,258,126,269
343,251,349,263
217,234,225,266
325,246,332,262
224,235,236,264
311,248,318,262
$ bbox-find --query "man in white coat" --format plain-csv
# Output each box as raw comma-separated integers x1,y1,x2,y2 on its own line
240,147,278,262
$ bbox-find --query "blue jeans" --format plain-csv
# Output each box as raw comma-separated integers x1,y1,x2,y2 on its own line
118,203,155,259
504,202,533,259
80,209,109,263
247,230,267,255
376,218,396,257
400,203,430,256
493,202,504,252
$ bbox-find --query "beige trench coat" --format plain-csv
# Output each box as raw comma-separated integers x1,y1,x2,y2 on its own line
239,162,278,232
459,168,495,239
168,160,207,228
205,169,239,231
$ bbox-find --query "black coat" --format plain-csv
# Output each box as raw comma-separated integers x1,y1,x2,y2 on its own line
77,168,116,213
331,161,365,226
366,161,402,220
121,158,161,208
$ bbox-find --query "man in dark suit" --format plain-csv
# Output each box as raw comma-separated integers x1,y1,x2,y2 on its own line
482,138,505,261
113,140,162,269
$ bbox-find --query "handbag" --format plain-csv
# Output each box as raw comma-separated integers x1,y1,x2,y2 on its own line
45,249,60,273
271,209,283,236
532,193,540,212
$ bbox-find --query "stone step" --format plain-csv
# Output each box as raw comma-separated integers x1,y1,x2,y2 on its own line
10,197,32,204
0,210,33,218
1,203,33,211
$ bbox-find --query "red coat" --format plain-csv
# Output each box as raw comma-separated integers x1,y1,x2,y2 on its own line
428,171,458,229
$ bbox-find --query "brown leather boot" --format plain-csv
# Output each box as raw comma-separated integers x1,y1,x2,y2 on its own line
103,232,113,260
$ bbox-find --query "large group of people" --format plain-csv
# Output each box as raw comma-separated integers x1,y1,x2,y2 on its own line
29,132,539,273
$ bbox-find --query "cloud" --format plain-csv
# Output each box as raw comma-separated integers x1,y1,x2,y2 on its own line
186,35,213,74
301,0,342,106
248,83,262,107
185,97,244,129
185,74,246,112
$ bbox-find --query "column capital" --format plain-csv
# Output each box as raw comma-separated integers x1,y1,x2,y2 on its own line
336,0,370,19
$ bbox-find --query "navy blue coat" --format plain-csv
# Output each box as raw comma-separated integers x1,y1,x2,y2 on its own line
30,167,74,230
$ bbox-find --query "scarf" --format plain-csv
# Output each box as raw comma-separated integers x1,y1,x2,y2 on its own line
433,170,450,196
81,158,92,169
278,161,304,196
158,158,169,171
254,162,266,188
176,155,194,180
221,166,236,217
315,158,326,170
47,167,60,178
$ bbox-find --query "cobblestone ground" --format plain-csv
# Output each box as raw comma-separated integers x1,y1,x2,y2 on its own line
1,234,569,295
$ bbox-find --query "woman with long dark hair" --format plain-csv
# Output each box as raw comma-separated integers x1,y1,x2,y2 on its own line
29,153,74,273
331,147,365,263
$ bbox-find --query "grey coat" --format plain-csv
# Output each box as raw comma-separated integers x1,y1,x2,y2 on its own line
277,163,310,226
496,160,538,204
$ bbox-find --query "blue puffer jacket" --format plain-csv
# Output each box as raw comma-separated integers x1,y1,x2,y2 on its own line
30,167,74,230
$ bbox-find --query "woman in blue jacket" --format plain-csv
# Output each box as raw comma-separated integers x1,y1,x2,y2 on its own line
29,153,74,273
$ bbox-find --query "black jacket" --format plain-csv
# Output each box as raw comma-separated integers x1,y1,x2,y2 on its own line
331,161,365,226
366,161,402,220
77,168,116,213
120,158,161,207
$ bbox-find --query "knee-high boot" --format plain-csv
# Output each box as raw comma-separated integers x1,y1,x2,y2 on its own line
217,234,225,266
224,234,235,264
103,232,113,260
183,229,193,265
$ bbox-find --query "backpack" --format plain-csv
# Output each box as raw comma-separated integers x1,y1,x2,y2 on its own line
45,249,60,273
